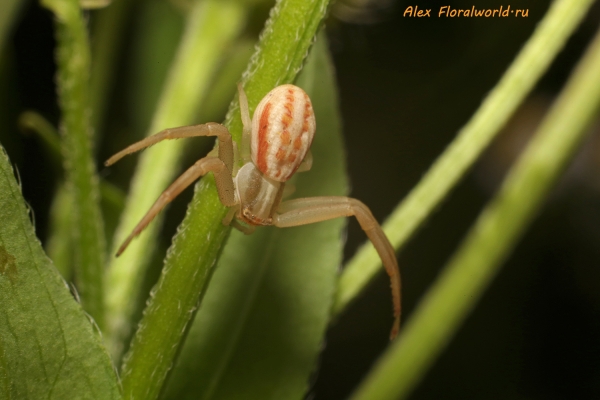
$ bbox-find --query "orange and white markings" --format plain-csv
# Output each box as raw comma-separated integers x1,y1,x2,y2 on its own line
251,84,316,182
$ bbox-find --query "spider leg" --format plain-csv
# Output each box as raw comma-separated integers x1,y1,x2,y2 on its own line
105,122,234,173
237,83,252,163
274,196,401,340
115,156,235,256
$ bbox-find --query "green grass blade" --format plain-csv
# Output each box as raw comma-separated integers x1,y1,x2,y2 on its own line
162,34,345,400
334,0,596,315
41,0,107,329
350,22,600,400
119,0,331,398
105,0,246,358
0,145,120,399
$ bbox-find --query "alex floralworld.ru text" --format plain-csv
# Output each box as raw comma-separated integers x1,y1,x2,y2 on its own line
403,5,529,18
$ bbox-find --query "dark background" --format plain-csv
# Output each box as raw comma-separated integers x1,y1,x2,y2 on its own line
2,0,600,398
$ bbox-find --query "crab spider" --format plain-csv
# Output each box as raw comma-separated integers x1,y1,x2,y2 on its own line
106,84,401,339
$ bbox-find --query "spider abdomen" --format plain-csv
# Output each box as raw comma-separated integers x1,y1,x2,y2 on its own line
251,84,316,182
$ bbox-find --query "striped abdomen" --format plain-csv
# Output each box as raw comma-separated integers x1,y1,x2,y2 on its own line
251,84,316,182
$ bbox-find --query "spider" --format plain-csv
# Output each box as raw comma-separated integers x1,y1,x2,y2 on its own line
106,84,401,339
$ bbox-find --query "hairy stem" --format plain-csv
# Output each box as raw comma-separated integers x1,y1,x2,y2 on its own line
41,0,106,328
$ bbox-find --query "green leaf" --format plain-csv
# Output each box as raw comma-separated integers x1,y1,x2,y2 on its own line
0,145,120,399
162,33,345,400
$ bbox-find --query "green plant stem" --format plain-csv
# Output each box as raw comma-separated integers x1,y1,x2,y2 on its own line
105,0,245,359
119,0,330,399
46,179,124,278
41,0,106,329
351,23,600,400
334,0,596,315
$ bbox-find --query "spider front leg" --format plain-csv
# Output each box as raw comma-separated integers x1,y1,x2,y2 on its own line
274,197,401,339
104,122,234,173
114,156,236,256
105,122,237,256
